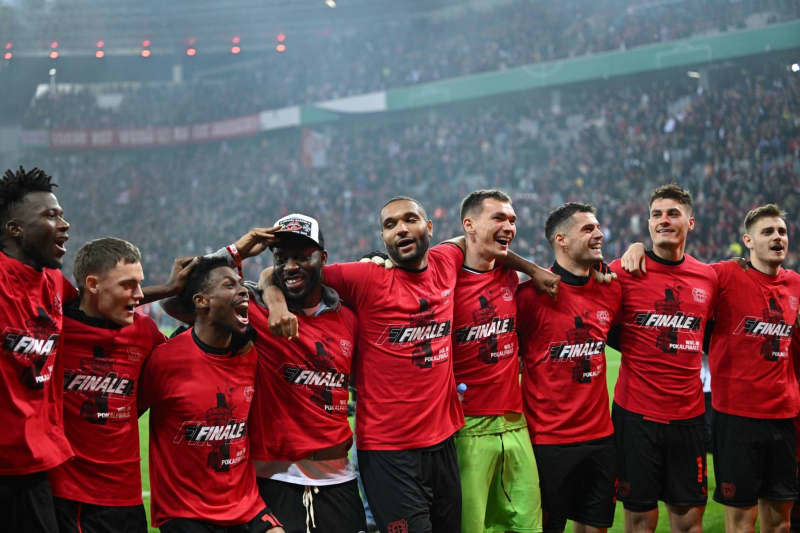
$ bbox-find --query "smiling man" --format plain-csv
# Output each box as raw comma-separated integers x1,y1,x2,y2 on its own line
517,203,622,533
450,190,542,533
47,238,167,533
248,214,367,533
139,258,283,533
0,166,74,533
703,205,800,533
609,184,718,533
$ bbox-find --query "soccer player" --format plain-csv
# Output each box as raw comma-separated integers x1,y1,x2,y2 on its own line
622,203,800,533
48,238,167,533
263,196,558,533
609,184,718,533
451,190,542,533
248,214,367,533
138,258,284,533
0,166,74,533
517,203,622,533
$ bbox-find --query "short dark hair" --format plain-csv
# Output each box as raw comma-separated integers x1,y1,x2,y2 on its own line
380,196,428,222
544,202,596,246
744,203,786,232
459,189,512,222
73,238,142,291
179,257,230,311
649,184,693,212
0,166,58,236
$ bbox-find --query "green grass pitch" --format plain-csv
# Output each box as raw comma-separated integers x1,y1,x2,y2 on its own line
138,347,727,532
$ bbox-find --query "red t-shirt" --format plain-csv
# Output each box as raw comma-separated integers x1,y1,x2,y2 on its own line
323,243,465,450
49,305,165,505
0,250,74,475
139,329,263,527
249,294,357,462
517,269,622,444
610,252,718,421
709,262,800,419
452,265,521,416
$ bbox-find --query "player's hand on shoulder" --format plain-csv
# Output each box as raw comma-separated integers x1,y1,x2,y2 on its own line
268,308,298,340
360,250,394,269
620,242,647,277
533,266,560,299
235,225,282,259
592,262,617,284
267,528,286,533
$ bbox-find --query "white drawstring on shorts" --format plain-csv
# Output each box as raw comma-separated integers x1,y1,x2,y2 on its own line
302,485,319,533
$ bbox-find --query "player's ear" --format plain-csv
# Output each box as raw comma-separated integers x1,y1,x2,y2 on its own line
426,219,433,237
463,217,475,236
687,216,695,231
554,232,566,249
3,218,22,238
742,232,753,250
319,250,328,266
84,274,100,295
193,292,208,310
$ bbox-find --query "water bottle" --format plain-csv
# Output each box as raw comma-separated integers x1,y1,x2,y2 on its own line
457,383,467,402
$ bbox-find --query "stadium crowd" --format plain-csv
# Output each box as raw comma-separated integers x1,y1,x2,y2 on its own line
22,0,800,129
20,57,800,289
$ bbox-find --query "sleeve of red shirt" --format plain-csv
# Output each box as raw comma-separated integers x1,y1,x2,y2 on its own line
322,262,375,309
429,243,464,276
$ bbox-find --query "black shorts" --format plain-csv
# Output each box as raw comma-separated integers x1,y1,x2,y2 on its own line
256,478,366,533
0,471,59,533
712,409,798,507
54,497,147,533
533,435,616,532
159,507,282,533
357,436,461,533
612,402,708,511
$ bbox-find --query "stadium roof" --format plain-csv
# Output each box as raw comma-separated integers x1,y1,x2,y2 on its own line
3,0,467,57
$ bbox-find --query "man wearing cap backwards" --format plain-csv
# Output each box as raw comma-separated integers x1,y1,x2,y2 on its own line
262,197,559,533
161,216,367,533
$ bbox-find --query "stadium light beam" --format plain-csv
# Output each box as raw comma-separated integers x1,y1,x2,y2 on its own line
141,49,151,58
325,0,336,7
687,71,700,78
276,44,286,52
792,63,800,73
231,46,241,54
49,51,59,59
186,47,197,56
95,50,105,58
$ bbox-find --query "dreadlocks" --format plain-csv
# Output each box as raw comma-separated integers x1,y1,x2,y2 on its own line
0,166,58,233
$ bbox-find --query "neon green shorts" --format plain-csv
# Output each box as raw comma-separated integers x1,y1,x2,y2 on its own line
454,414,543,533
